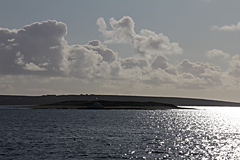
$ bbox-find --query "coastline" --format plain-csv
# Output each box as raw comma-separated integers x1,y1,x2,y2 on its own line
1,94,240,109
13,100,184,110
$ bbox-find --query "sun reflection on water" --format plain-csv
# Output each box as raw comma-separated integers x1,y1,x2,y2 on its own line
199,107,240,130
179,107,240,159
1,108,240,159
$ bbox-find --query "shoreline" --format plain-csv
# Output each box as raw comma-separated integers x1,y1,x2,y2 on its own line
1,94,240,108
11,100,185,110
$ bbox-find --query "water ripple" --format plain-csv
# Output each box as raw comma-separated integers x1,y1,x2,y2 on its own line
0,108,240,159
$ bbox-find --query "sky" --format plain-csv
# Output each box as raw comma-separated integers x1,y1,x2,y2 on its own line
1,0,240,102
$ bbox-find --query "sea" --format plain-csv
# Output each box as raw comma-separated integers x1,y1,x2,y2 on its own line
0,106,240,160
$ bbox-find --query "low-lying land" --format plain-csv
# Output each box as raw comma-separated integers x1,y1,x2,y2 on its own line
24,100,181,110
1,94,240,109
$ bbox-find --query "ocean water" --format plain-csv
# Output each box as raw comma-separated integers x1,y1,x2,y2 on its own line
0,107,240,159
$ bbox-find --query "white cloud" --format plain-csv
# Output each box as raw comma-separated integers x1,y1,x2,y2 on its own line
85,40,118,63
24,62,47,71
1,17,240,95
0,20,67,76
206,49,229,59
151,55,178,75
62,41,120,79
177,59,222,89
142,69,177,87
0,20,118,78
15,52,24,65
211,22,240,31
2,18,221,91
151,55,169,70
97,16,182,58
228,55,240,77
64,45,104,78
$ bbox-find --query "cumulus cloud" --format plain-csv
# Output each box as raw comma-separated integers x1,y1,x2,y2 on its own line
178,59,221,74
0,20,67,76
177,59,222,88
142,69,177,87
63,41,120,79
151,55,169,70
120,58,150,69
64,45,104,78
211,22,240,31
151,55,177,75
228,55,240,77
0,17,235,93
85,40,118,63
0,20,119,79
24,62,47,71
206,49,229,59
97,16,182,58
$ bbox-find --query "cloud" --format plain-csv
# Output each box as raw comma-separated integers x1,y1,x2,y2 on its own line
63,41,120,79
0,17,237,94
0,20,67,76
178,59,221,75
0,20,119,79
64,44,105,78
211,22,240,31
142,69,177,87
228,55,240,77
97,16,182,58
177,59,222,88
85,40,118,63
0,84,14,92
120,58,150,69
206,49,229,59
111,56,224,90
151,55,177,75
151,55,169,70
24,62,47,71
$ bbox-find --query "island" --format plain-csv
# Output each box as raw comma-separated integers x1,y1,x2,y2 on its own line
22,100,181,110
1,94,240,110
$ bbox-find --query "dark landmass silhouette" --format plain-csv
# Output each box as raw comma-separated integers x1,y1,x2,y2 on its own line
23,100,180,110
0,94,240,109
